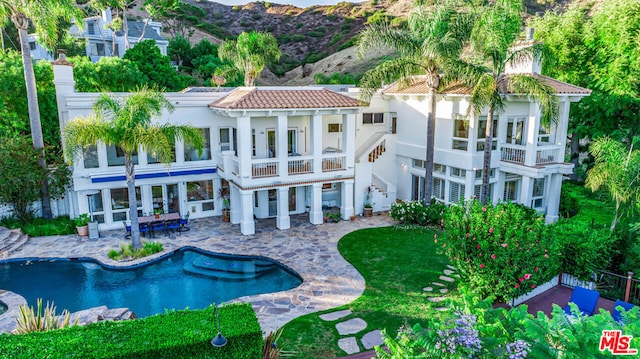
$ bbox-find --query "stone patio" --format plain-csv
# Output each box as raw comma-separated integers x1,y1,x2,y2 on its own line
0,213,395,334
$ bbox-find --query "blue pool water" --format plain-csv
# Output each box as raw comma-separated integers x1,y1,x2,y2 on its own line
0,248,302,317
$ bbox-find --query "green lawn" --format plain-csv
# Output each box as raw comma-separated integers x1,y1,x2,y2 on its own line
278,226,453,359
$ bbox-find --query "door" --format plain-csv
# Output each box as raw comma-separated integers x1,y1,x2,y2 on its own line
267,130,276,158
506,117,526,145
152,184,180,214
268,189,277,217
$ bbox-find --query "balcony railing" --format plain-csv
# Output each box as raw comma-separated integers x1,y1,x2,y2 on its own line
536,146,560,164
500,144,526,164
500,144,562,166
231,157,240,177
322,154,346,172
251,159,278,178
288,157,313,175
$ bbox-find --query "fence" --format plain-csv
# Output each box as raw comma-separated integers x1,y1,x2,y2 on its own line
561,270,638,305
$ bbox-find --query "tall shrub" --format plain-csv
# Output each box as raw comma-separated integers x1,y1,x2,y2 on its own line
441,200,559,300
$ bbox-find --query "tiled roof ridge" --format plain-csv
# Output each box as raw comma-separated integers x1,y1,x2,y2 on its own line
209,87,362,110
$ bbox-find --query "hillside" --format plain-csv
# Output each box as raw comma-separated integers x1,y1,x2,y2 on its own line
128,0,568,86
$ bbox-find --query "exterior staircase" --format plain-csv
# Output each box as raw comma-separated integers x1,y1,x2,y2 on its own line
367,141,386,162
369,172,396,211
0,227,28,259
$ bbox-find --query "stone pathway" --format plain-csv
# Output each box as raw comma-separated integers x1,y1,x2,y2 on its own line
423,265,459,310
320,309,384,355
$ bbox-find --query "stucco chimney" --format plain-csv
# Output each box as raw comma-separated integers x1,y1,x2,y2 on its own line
525,27,534,41
52,50,76,139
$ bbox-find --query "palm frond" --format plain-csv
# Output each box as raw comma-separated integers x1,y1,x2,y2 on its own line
507,74,559,127
358,57,428,100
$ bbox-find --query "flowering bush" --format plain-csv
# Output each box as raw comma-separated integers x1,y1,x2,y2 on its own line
440,199,559,300
390,199,446,226
375,290,640,359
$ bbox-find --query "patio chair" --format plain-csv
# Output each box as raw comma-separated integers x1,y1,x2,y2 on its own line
180,212,190,232
612,299,636,324
151,221,167,237
123,221,131,239
166,218,181,234
563,286,600,316
139,223,151,238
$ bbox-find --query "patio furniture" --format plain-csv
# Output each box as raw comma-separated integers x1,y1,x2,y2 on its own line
563,286,600,316
139,223,151,238
151,221,167,237
180,212,190,232
612,299,636,324
123,222,131,239
166,218,181,234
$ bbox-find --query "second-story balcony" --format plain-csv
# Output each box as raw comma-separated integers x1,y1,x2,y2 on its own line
500,143,564,166
217,152,348,182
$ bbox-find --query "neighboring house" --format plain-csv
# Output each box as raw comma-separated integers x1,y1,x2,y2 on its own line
29,8,168,63
51,44,589,235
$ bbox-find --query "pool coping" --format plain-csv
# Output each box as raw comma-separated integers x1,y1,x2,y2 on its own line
0,214,395,334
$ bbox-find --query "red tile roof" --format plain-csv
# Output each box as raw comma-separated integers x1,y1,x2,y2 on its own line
383,74,591,96
209,87,363,110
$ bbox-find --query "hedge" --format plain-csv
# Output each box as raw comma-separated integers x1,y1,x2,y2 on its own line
0,303,261,359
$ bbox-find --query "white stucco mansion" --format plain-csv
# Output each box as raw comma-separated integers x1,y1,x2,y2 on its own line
52,50,590,235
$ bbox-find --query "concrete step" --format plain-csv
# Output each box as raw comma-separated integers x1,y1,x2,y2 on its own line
0,228,28,259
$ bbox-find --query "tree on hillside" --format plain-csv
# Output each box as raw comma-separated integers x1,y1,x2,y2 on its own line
586,137,640,231
0,136,69,222
0,50,59,153
123,40,193,91
531,0,640,179
216,31,281,87
62,89,204,249
465,0,557,204
357,4,471,204
0,0,82,219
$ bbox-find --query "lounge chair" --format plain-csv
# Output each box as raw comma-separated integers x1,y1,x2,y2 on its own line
123,221,131,239
612,299,636,324
563,286,600,316
139,223,151,238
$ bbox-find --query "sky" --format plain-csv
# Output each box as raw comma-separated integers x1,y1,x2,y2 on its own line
209,0,359,7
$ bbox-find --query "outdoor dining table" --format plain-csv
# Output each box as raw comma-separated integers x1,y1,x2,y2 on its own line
137,212,180,224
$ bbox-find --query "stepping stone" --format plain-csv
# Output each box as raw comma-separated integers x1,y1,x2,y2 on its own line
439,275,455,282
443,269,455,275
319,309,352,321
338,337,359,355
336,318,367,335
432,282,445,287
435,307,448,311
439,288,448,294
361,329,384,349
427,296,446,303
446,265,457,270
422,287,433,292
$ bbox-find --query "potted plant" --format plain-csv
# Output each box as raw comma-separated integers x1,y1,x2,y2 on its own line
363,186,373,217
74,213,90,236
218,187,231,222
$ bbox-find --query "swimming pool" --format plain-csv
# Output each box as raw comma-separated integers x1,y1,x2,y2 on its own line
0,248,302,317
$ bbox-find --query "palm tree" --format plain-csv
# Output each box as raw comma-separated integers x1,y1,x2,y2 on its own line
357,4,471,204
217,31,281,87
464,0,558,204
63,88,204,249
586,137,640,231
0,0,82,219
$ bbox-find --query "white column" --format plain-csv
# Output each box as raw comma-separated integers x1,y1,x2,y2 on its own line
545,174,562,223
495,171,506,203
276,187,290,230
237,116,252,179
524,102,540,166
340,179,355,220
240,190,255,235
342,114,356,169
520,176,533,208
311,114,323,174
556,100,571,162
309,183,323,225
229,184,241,224
277,115,288,177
